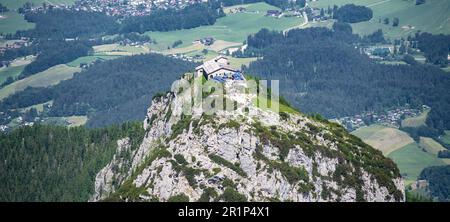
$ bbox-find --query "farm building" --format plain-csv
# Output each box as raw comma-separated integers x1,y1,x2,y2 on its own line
266,10,281,17
195,56,244,82
199,37,215,46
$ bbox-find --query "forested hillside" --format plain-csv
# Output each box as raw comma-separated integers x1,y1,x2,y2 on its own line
17,10,118,39
413,32,450,67
0,122,144,201
419,165,450,201
120,4,224,33
0,53,196,127
242,27,450,132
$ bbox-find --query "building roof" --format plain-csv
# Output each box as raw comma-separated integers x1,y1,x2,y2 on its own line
196,56,237,74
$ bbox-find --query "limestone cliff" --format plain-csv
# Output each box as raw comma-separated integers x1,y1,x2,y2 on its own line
91,75,405,202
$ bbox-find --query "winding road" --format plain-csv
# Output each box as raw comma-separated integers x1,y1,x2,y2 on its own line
283,11,309,35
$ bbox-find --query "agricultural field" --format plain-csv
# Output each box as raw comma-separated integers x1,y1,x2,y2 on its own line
401,108,430,128
309,0,450,39
351,124,414,155
163,42,205,55
0,11,34,34
66,55,121,67
0,56,35,84
41,115,87,127
146,2,304,51
0,65,25,84
0,64,81,100
92,43,151,56
66,44,151,67
388,142,446,183
440,130,450,145
419,137,446,155
18,100,53,114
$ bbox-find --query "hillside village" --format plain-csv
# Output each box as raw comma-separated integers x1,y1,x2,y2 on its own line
333,105,428,132
16,0,209,17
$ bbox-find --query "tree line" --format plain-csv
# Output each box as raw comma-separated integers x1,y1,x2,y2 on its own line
412,32,450,67
0,3,9,13
419,165,450,201
0,122,145,201
333,4,373,23
119,4,224,33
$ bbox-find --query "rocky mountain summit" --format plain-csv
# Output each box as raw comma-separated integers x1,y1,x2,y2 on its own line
91,74,405,202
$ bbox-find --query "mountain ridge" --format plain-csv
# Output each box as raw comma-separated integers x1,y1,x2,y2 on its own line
92,74,404,202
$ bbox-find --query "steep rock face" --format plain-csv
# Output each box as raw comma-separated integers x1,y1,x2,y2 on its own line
92,76,405,202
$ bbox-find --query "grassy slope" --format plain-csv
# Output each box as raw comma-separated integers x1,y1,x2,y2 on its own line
19,100,53,113
253,95,300,115
0,11,34,34
66,55,121,67
0,64,81,100
93,43,151,56
0,56,35,84
41,115,88,127
0,65,25,84
401,108,430,128
146,2,303,51
419,137,446,155
351,124,414,155
388,142,446,183
441,130,450,145
309,0,450,39
352,123,450,183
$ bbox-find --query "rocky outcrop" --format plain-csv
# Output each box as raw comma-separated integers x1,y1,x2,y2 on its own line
92,75,405,202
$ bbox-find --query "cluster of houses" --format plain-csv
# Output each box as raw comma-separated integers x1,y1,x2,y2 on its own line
334,106,427,131
0,103,53,133
73,0,208,17
0,117,35,133
14,0,209,17
0,39,29,56
194,37,215,46
228,6,247,14
266,9,282,17
264,4,327,21
362,45,396,60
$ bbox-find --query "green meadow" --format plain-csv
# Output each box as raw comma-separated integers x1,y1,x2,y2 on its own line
352,124,414,155
0,64,81,100
401,108,430,128
66,55,122,67
309,0,450,39
146,2,304,51
0,65,25,84
388,142,446,183
441,130,450,145
0,11,34,34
